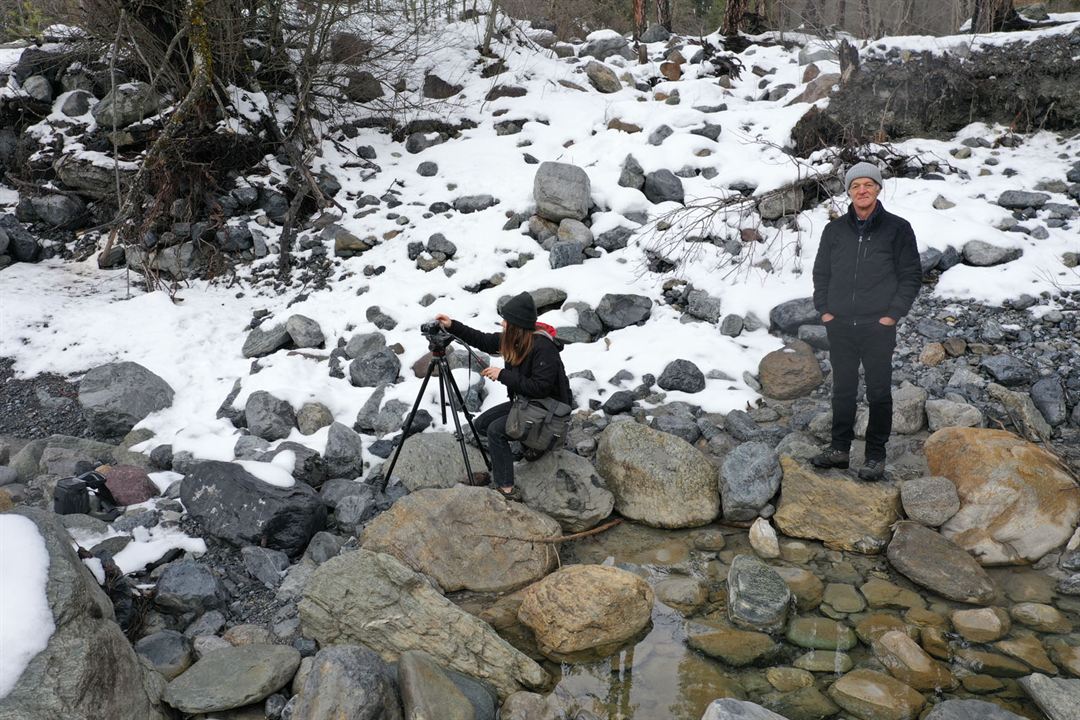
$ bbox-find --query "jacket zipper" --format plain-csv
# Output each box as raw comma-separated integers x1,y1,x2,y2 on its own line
851,231,870,323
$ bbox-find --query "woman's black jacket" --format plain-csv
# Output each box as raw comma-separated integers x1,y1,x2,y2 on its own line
448,320,572,404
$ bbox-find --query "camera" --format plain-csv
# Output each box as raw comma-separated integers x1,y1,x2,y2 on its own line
421,320,454,351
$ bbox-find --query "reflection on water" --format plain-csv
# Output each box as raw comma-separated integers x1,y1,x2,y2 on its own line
552,523,745,720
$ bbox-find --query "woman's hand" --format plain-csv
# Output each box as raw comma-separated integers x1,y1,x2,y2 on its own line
481,366,502,381
821,313,834,323
435,313,452,329
878,317,896,326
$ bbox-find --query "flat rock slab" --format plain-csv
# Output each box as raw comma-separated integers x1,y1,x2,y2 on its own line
887,521,996,605
924,699,1026,720
827,669,925,720
299,549,548,699
361,487,560,593
774,458,900,554
1019,674,1080,720
702,699,787,719
163,644,300,714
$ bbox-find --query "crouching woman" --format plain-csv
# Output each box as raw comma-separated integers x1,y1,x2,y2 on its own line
435,291,572,499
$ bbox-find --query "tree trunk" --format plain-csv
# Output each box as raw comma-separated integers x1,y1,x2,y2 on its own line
971,0,1015,32
860,0,871,37
633,0,646,39
723,0,748,35
482,0,499,53
655,0,672,31
837,0,847,29
804,0,822,31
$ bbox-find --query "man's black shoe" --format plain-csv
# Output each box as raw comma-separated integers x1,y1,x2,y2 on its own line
858,458,886,481
811,448,850,469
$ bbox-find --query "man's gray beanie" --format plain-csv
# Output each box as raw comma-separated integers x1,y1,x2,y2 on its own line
844,162,883,190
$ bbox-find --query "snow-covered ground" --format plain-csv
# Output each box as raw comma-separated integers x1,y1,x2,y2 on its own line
1,11,1079,535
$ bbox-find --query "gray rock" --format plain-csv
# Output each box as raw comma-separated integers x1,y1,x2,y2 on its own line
925,699,1027,720
900,476,960,527
54,153,137,198
399,650,482,720
334,489,377,533
299,549,549,698
643,169,684,204
296,403,333,436
650,414,702,444
657,359,706,393
0,213,41,262
405,132,444,154
242,546,290,588
549,241,585,269
962,240,1022,266
344,70,384,103
584,61,622,93
533,162,591,222
997,190,1051,209
769,298,819,334
703,699,787,720
427,233,456,257
180,461,327,557
0,508,168,720
925,398,984,431
1031,376,1068,426
618,155,645,190
687,290,722,323
154,560,223,614
721,314,744,337
325,422,364,479
290,645,402,720
887,521,996,605
386,432,486,491
578,34,632,61
30,194,85,229
1018,674,1080,720
690,122,723,142
243,324,291,358
345,332,386,360
22,74,53,102
514,451,615,532
453,194,498,213
727,554,791,633
597,293,652,330
286,315,325,348
134,630,193,681
720,442,782,522
417,161,438,177
980,354,1034,386
91,81,160,128
78,362,175,439
798,46,836,65
366,306,397,331
423,73,461,99
557,218,593,246
596,226,633,252
640,24,671,43
245,391,296,442
162,644,300,714
758,187,804,220
987,383,1053,443
603,390,636,414
349,348,400,387
648,125,673,146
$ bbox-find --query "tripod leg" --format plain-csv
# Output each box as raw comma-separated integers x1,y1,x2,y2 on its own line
439,368,448,425
442,359,492,470
438,357,477,484
383,361,438,484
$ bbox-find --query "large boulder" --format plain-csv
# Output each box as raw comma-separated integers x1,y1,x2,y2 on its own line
361,487,561,593
385,432,487,491
886,521,996,605
925,427,1080,565
180,461,327,557
54,153,137,198
245,390,296,441
91,81,161,128
720,442,782,522
578,31,633,61
324,422,365,479
0,509,168,720
758,341,823,400
533,162,591,222
299,549,549,699
517,565,653,660
595,421,720,528
584,61,621,93
78,361,175,438
162,645,300,715
513,450,615,532
596,293,652,330
773,458,901,554
290,645,403,720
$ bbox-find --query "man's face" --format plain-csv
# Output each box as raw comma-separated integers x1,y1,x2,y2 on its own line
849,178,880,213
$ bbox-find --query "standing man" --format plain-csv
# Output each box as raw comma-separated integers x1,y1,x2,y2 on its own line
811,162,922,480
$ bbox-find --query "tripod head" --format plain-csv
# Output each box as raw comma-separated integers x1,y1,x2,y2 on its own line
420,321,455,355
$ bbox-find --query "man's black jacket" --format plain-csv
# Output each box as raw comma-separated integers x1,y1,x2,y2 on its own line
448,320,572,404
812,202,922,322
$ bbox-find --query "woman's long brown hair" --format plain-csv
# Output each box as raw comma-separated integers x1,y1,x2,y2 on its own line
500,323,534,366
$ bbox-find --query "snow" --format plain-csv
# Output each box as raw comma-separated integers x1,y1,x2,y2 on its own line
68,522,207,576
0,515,55,699
0,10,1078,488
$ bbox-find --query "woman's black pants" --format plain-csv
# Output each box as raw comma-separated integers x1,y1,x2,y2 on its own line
473,402,514,488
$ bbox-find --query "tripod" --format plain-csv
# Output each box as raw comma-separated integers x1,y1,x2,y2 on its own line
383,338,491,485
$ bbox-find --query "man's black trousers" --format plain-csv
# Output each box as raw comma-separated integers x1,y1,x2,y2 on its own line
825,320,897,461
473,402,514,488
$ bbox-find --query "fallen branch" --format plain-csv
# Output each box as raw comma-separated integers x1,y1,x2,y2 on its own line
480,517,622,544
